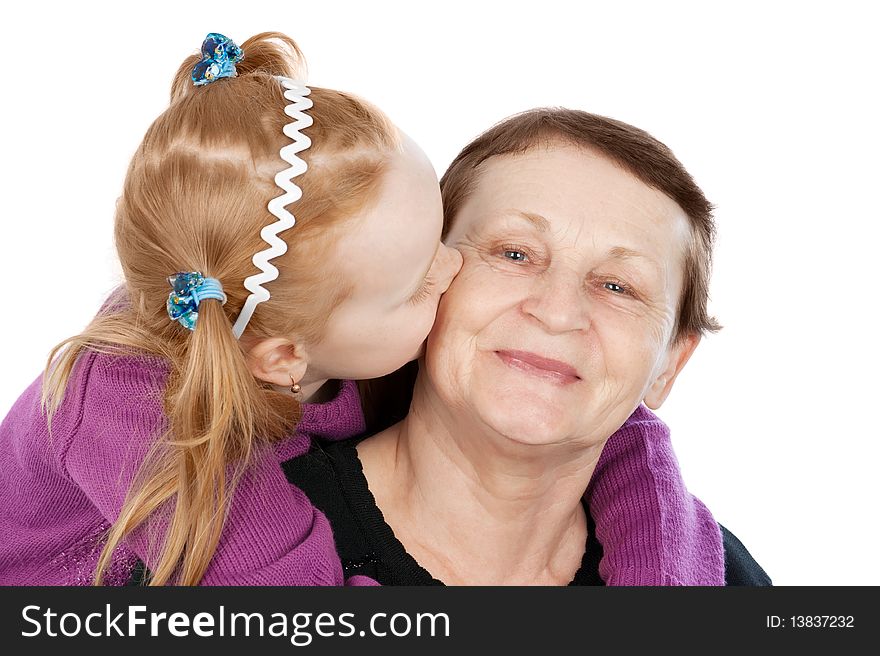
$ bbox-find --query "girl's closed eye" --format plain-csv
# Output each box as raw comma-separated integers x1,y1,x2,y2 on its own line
408,276,435,305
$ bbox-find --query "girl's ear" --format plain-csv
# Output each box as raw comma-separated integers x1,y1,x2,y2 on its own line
242,336,310,387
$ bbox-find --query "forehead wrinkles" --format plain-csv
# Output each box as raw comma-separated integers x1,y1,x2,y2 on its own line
470,150,652,225
455,148,689,261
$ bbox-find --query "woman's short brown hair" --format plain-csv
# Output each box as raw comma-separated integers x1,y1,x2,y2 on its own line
439,108,721,341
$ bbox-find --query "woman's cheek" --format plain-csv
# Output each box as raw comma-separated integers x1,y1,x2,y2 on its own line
595,317,661,389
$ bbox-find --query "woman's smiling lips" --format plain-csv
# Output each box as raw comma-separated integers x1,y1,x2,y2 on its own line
494,350,581,384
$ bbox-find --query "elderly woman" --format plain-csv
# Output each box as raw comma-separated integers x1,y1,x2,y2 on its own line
284,108,770,585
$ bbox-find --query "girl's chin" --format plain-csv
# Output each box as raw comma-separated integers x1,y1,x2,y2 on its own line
411,340,427,361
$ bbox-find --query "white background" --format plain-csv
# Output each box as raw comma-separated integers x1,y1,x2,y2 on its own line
2,1,877,585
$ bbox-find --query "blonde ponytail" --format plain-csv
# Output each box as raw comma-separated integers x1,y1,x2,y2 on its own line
94,299,294,585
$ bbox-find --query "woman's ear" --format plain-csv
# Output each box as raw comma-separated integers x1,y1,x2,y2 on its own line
643,332,701,410
242,336,310,388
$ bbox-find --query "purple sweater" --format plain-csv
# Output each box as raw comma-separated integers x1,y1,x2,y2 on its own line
0,350,723,585
0,350,364,585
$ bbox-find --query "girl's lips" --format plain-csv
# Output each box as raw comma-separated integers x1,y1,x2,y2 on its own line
495,350,581,384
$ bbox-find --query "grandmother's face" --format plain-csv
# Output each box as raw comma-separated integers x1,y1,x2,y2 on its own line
426,144,700,446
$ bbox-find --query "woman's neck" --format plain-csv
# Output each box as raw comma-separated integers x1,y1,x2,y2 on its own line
357,377,603,585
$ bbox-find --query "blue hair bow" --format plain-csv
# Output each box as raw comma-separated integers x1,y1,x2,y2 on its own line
191,33,244,86
166,272,227,331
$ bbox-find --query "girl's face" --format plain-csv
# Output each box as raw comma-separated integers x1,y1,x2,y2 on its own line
302,134,462,381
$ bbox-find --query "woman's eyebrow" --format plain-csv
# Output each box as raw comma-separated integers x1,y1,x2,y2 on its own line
496,209,550,232
607,246,663,274
608,245,646,259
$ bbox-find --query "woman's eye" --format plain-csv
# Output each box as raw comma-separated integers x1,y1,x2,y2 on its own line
499,245,530,263
603,281,630,295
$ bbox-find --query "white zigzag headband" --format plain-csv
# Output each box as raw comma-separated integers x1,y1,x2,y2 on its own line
231,77,313,339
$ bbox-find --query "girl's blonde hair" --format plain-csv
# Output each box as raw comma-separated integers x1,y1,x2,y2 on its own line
41,32,399,585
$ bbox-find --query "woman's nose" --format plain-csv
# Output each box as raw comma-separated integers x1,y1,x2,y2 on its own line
520,270,590,335
437,245,463,293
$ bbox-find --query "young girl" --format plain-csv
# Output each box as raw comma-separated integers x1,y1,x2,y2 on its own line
0,32,723,585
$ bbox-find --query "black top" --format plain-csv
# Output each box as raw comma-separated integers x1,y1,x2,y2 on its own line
283,437,772,586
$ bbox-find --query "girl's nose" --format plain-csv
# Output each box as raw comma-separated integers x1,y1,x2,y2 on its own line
437,245,463,293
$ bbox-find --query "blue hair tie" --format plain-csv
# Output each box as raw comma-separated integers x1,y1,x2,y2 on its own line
192,33,244,86
167,272,227,331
